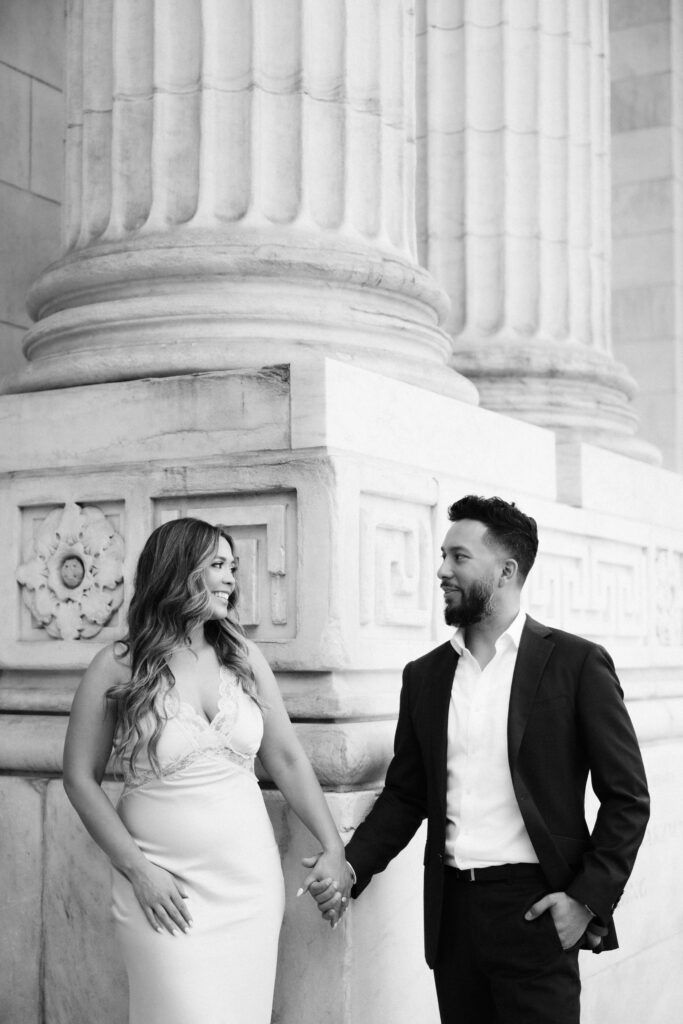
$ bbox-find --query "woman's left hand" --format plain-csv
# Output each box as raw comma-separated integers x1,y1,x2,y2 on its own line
299,848,352,927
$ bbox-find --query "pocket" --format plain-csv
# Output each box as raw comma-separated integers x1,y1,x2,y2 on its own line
521,890,566,960
539,909,565,955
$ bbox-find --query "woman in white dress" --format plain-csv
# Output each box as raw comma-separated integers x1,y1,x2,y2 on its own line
63,518,350,1024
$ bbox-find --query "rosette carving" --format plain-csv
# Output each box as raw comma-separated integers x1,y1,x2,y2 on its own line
16,503,125,640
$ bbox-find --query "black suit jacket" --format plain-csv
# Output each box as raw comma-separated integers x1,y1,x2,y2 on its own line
345,617,650,968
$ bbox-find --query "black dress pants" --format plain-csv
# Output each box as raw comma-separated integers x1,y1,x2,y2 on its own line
434,869,581,1024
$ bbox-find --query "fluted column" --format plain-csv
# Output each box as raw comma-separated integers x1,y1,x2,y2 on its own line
418,0,658,459
7,0,476,404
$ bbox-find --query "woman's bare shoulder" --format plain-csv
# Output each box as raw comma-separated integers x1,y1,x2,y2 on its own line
243,637,268,670
84,641,131,687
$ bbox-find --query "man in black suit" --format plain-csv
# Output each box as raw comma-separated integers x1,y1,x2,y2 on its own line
305,495,649,1023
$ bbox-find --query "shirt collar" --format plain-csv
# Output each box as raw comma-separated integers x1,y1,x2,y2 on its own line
450,608,526,656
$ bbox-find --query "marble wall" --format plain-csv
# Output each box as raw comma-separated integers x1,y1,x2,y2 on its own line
610,0,683,471
0,0,63,382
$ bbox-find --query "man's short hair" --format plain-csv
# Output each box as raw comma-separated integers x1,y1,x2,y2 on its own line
448,495,539,579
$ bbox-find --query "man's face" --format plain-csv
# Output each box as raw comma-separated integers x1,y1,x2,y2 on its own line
437,519,504,627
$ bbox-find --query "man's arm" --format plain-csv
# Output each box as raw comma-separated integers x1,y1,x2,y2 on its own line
565,644,650,925
344,661,430,895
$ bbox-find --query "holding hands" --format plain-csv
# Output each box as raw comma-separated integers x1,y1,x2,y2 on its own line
298,848,354,928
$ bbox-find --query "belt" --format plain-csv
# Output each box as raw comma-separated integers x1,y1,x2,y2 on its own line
446,863,544,883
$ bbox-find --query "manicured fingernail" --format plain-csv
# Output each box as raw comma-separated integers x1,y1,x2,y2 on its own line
524,912,532,920
156,927,163,934
341,896,347,904
296,887,304,897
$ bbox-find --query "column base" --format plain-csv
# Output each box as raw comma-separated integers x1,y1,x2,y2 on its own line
5,230,478,406
451,338,661,465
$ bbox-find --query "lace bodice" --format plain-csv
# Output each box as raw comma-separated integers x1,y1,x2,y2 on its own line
120,666,263,792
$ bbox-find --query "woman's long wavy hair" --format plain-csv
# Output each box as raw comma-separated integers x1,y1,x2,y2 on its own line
107,518,260,777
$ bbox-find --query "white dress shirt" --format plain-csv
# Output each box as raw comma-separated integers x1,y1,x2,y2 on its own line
444,609,538,868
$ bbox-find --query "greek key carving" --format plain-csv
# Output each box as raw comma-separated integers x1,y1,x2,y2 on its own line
654,549,683,646
526,538,646,641
359,494,432,633
157,495,295,639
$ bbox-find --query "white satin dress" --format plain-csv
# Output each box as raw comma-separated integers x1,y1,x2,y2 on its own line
112,667,285,1024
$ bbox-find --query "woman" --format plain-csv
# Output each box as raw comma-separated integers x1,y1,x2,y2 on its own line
63,518,349,1024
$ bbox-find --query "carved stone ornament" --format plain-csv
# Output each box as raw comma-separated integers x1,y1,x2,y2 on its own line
16,503,125,640
654,548,683,647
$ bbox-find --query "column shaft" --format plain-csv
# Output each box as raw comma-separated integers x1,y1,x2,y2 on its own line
418,0,657,459
11,0,476,404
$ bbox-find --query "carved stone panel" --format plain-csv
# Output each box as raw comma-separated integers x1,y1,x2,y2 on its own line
16,503,125,641
156,494,296,640
359,493,433,636
654,548,683,647
526,533,647,645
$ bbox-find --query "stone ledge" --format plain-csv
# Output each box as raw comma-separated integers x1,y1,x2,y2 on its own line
0,366,291,474
0,713,396,787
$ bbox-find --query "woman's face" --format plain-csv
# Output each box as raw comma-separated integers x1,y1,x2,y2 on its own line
203,536,237,620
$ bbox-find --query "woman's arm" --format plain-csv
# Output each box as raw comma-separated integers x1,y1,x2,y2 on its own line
247,641,351,917
63,645,192,935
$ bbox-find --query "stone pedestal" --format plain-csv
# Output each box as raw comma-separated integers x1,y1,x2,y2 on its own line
417,0,658,461
2,357,683,1023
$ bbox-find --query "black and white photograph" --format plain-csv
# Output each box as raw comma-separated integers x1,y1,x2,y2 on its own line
0,2,680,1022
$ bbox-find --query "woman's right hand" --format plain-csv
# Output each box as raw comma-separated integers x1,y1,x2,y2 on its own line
128,860,193,935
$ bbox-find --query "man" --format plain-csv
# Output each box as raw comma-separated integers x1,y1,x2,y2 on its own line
305,495,649,1023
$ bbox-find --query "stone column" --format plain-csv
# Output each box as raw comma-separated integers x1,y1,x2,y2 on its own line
8,0,476,404
611,0,683,472
418,0,658,460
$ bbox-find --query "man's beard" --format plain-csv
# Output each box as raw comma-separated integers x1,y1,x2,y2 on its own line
444,577,495,627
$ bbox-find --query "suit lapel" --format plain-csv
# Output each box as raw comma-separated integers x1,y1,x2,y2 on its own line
429,642,458,812
507,616,554,770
